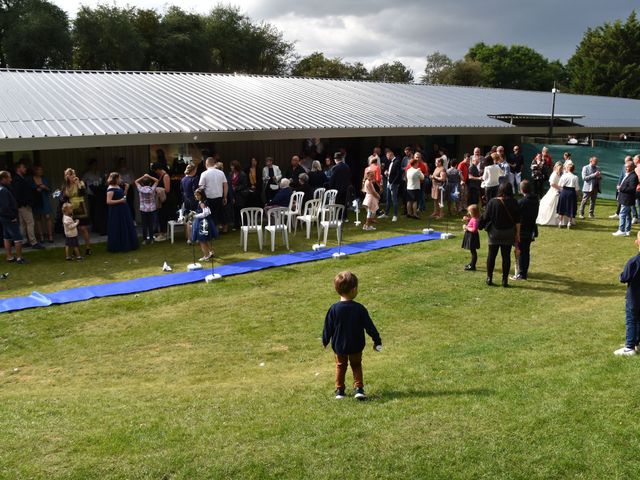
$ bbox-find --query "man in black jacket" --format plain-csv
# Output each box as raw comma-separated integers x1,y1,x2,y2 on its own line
329,152,352,220
12,162,44,249
613,161,638,237
384,150,402,222
513,180,539,281
285,155,306,187
0,171,26,263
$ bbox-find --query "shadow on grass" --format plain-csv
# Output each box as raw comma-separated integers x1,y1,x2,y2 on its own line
528,272,619,297
369,388,494,403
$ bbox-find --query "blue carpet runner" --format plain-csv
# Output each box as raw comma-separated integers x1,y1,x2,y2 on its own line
0,232,441,313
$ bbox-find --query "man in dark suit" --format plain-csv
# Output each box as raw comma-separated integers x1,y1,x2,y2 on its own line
329,152,352,220
613,161,638,237
513,180,539,281
383,149,403,222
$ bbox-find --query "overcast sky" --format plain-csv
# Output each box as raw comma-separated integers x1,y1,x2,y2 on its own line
52,0,635,77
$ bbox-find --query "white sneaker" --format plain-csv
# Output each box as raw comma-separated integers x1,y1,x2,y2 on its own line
625,231,631,237
578,214,584,219
614,347,637,356
612,230,626,236
609,213,620,219
391,216,398,222
377,213,388,219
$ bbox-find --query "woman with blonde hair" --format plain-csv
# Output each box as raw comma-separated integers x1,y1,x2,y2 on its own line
61,168,92,255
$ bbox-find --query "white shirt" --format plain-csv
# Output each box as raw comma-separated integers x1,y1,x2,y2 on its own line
198,167,227,199
262,165,282,190
482,164,502,188
406,167,424,190
558,172,580,190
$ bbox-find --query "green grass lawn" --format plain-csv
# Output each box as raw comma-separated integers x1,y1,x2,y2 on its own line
2,200,640,479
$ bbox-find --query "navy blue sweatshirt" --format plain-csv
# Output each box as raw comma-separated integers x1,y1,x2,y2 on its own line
0,185,18,220
620,253,640,308
322,300,381,354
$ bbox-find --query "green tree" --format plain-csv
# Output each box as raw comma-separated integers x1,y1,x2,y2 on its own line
465,42,558,91
421,51,452,84
370,61,414,83
291,52,367,79
2,0,71,68
133,8,161,71
204,5,293,74
567,11,640,98
438,60,484,86
156,6,207,72
73,5,145,70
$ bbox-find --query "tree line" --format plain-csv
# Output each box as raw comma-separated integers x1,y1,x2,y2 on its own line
1,1,639,98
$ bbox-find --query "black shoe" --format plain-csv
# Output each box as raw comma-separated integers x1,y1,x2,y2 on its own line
486,277,493,286
6,256,16,263
464,264,476,271
47,239,54,244
335,388,346,399
85,248,93,256
15,258,27,264
502,278,509,288
354,387,366,400
31,243,45,250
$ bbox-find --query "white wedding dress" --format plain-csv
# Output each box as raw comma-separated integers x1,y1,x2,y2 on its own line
536,172,561,226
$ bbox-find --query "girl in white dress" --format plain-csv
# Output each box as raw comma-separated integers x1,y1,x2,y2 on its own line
536,162,563,226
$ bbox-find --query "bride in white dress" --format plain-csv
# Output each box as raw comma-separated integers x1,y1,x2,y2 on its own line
536,162,563,226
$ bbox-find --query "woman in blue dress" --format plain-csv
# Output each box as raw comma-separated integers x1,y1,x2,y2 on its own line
106,172,139,253
191,187,218,261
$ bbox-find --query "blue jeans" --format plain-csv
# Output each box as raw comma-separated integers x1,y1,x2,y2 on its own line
625,303,640,348
619,204,632,232
386,184,399,217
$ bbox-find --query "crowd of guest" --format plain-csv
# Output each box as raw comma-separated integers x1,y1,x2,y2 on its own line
0,143,631,279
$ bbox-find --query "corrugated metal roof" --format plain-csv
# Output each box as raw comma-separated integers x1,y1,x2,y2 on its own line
1,69,640,149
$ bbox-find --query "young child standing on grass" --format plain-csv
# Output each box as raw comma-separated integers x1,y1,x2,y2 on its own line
135,173,159,245
362,170,380,231
62,202,82,261
461,204,480,271
192,188,218,262
322,271,382,400
615,231,640,356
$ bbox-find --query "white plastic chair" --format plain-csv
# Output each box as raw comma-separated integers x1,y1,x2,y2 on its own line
167,203,186,243
320,204,344,245
296,198,322,239
265,207,289,252
318,188,338,224
240,207,263,252
313,188,325,201
321,189,338,209
285,191,305,234
168,220,185,244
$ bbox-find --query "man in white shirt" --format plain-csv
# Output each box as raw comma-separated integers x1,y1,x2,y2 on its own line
198,157,228,229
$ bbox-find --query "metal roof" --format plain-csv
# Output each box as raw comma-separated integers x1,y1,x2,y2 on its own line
1,69,640,151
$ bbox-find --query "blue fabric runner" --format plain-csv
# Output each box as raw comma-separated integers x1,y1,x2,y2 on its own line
0,232,441,313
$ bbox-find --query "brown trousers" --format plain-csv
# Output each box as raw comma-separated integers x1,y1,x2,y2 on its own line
335,352,363,389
